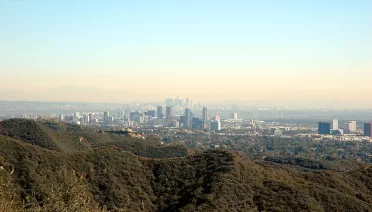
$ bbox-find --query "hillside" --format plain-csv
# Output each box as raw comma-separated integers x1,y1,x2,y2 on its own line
1,119,372,211
0,119,188,158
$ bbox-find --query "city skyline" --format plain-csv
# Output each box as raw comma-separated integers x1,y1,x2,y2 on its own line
1,0,371,106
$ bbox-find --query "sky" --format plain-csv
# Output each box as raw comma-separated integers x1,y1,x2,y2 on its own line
0,0,371,107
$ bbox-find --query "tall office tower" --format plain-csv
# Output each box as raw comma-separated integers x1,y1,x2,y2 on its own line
202,107,208,129
345,121,357,133
232,113,238,120
351,121,357,132
184,108,191,128
166,106,173,119
331,119,338,130
165,98,173,106
157,105,163,119
318,122,331,135
58,114,64,121
210,121,221,131
364,123,372,137
186,98,190,108
147,110,156,118
103,112,109,122
88,113,93,124
202,107,208,121
190,100,193,109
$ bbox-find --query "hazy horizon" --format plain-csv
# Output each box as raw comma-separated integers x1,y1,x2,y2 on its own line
1,0,371,107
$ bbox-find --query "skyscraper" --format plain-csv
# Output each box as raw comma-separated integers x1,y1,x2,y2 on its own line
166,106,174,126
184,108,191,128
202,107,208,129
345,121,357,133
157,106,163,119
232,113,238,120
147,110,156,118
364,123,372,137
331,119,338,130
166,106,173,119
88,113,93,124
202,107,208,121
103,112,109,123
318,122,331,135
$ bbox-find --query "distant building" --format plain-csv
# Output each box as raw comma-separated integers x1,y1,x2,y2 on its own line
147,110,156,118
157,106,163,119
88,113,93,124
331,119,338,130
333,129,344,136
103,112,109,123
210,121,221,131
184,108,192,128
58,114,64,121
318,122,331,135
192,117,203,129
202,107,208,121
364,123,372,137
274,129,283,136
107,116,114,125
345,121,357,133
172,120,180,128
232,113,238,120
213,115,221,122
179,116,186,127
156,118,164,126
130,111,139,121
166,106,173,119
202,107,208,129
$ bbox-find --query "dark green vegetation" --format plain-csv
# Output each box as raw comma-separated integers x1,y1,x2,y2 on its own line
1,119,372,211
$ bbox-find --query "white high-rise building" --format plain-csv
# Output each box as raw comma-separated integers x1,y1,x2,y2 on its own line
345,121,357,133
232,113,238,120
331,119,339,130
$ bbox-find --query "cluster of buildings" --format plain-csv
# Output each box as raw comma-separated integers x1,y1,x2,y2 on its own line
318,119,372,137
57,97,244,131
58,106,227,131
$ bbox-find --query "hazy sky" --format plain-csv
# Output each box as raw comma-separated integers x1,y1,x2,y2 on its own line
0,0,371,106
